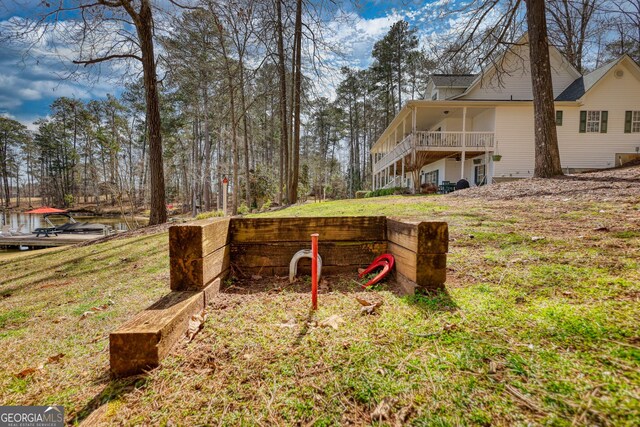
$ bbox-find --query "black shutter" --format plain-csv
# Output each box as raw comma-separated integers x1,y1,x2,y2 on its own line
625,111,632,133
556,110,563,126
579,111,587,133
600,111,608,133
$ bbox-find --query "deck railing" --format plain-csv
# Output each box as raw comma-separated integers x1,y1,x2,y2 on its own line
373,131,495,173
415,131,495,148
382,175,403,189
373,134,413,173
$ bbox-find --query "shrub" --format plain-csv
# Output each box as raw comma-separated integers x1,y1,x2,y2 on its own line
238,203,250,215
195,210,224,220
260,198,272,212
364,187,407,198
355,191,368,199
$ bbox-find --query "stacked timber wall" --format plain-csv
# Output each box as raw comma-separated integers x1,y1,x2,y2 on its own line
229,217,387,277
110,216,448,377
386,219,448,294
169,218,231,291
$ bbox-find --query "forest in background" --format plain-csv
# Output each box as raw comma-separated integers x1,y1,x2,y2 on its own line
1,0,639,217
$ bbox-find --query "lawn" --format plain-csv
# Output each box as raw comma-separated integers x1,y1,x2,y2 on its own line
1,192,639,425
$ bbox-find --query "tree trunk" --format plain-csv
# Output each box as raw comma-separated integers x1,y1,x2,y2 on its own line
288,0,303,203
526,0,564,178
203,83,212,211
136,0,167,224
276,0,288,205
239,58,251,208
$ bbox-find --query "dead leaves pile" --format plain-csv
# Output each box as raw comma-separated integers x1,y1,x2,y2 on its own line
370,397,413,426
355,296,383,315
80,299,115,320
15,353,65,379
317,314,345,330
186,310,207,342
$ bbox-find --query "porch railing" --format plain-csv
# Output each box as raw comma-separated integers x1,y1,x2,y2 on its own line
382,175,403,189
373,134,413,173
415,131,495,149
373,131,495,173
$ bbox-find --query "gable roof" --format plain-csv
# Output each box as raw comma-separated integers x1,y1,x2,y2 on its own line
556,56,636,101
451,33,582,100
430,74,477,88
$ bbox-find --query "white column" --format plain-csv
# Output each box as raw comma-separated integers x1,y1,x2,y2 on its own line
461,106,467,180
488,157,495,185
412,106,417,132
401,157,405,187
462,106,467,147
394,161,397,186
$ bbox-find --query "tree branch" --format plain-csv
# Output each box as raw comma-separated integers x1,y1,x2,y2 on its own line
73,53,142,65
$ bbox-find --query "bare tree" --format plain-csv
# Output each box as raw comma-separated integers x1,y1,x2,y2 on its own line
546,0,600,72
449,0,564,177
4,0,168,223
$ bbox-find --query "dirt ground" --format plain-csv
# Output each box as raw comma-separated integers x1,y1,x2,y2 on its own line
450,162,640,202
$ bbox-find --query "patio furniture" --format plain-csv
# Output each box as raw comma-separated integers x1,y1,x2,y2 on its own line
34,227,59,237
438,181,456,194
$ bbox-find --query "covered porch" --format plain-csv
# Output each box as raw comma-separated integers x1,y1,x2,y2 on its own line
371,102,497,190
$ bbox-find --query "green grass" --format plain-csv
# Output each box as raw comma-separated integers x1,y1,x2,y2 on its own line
1,194,639,425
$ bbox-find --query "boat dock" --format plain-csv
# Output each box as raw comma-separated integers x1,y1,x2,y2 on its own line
0,233,102,249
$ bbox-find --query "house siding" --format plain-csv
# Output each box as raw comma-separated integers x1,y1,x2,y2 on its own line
492,60,640,178
558,61,640,169
461,45,577,101
472,109,495,131
493,105,535,178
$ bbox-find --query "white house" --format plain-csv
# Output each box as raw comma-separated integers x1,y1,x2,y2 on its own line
371,36,640,190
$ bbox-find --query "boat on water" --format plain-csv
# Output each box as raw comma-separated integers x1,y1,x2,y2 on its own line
25,207,111,235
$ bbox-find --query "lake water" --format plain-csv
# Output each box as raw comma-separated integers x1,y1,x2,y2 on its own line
1,212,141,232
0,213,146,260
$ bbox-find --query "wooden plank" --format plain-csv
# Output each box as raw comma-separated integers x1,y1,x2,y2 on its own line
386,219,448,254
230,217,386,243
169,218,230,259
110,290,204,377
231,241,387,268
387,242,446,290
236,265,367,278
170,245,230,291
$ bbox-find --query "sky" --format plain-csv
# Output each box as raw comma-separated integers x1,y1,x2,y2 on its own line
0,0,451,130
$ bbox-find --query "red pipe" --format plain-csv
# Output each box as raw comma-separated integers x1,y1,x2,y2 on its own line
311,233,319,310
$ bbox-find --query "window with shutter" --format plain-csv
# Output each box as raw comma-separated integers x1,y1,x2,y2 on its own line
632,111,640,133
586,111,600,133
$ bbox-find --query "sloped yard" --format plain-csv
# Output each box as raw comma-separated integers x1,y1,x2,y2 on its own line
0,166,639,425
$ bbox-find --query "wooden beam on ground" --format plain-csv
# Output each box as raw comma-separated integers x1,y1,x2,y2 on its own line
110,279,221,377
386,219,448,254
169,218,230,259
230,217,386,243
231,241,387,269
170,218,231,291
170,245,230,291
386,219,448,293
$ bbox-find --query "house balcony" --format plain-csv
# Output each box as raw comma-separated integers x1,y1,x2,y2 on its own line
372,131,495,174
